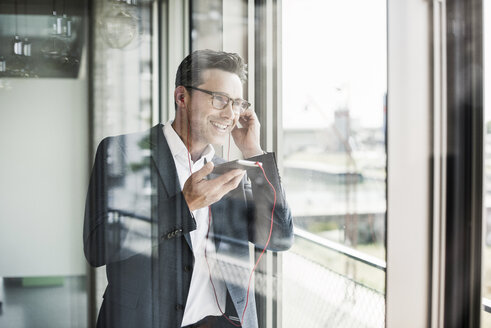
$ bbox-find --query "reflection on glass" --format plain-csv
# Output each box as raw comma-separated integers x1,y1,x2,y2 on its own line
22,38,31,57
282,0,387,326
0,1,90,327
0,276,87,327
0,57,6,72
50,10,58,34
90,0,153,315
190,0,223,51
13,35,23,55
41,37,69,56
64,14,72,37
0,8,84,78
99,2,139,50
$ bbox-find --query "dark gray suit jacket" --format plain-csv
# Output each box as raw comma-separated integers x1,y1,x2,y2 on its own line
83,124,293,328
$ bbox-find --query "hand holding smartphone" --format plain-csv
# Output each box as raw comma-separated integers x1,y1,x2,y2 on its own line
211,160,262,175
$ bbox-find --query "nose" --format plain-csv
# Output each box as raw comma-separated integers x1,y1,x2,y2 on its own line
220,100,236,119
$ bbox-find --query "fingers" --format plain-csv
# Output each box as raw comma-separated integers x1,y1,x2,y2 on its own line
240,107,255,117
222,171,245,192
238,117,249,127
239,112,254,124
212,169,245,186
239,110,259,129
207,169,244,195
210,170,245,200
192,162,214,181
183,168,245,211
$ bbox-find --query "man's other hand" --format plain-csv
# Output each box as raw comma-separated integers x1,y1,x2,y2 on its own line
183,162,246,211
231,109,263,158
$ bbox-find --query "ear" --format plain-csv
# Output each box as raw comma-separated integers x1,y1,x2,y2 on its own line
174,86,187,110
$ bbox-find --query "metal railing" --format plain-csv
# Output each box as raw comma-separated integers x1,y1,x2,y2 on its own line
106,209,491,322
294,227,491,320
293,227,386,271
106,209,388,273
285,228,386,328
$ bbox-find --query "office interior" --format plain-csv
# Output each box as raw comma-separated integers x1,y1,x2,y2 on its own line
0,0,490,327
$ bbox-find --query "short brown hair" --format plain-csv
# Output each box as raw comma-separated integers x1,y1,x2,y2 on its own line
175,49,247,88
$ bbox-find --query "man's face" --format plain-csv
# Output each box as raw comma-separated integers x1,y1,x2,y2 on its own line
187,68,243,147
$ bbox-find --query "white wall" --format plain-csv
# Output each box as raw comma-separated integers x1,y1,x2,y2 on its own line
0,78,88,277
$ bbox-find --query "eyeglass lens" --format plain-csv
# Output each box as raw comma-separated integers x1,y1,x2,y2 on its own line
212,95,248,113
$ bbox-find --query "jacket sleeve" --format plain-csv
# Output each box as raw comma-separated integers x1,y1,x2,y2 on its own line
83,138,111,267
244,152,294,251
84,137,137,267
83,136,197,267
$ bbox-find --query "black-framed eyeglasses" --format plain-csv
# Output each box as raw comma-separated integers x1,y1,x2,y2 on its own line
184,86,251,114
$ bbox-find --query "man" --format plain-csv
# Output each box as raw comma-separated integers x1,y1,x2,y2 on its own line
84,50,293,328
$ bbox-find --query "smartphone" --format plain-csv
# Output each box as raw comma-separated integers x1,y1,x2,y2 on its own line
211,159,262,175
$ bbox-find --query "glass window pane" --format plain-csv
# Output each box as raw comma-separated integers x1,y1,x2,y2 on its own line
0,1,89,327
281,0,387,326
90,0,155,314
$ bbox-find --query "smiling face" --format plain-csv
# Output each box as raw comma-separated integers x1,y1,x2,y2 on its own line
185,68,243,149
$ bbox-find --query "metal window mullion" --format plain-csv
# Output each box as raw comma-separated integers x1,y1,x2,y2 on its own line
160,0,170,123
183,0,190,55
431,1,448,327
248,0,255,110
273,0,282,169
265,1,274,325
165,0,189,120
87,0,96,324
265,0,274,152
253,1,278,327
469,1,484,324
386,0,432,326
443,0,483,326
247,3,257,323
271,1,283,327
152,0,161,125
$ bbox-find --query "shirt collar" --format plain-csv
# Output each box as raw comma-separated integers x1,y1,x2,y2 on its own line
163,120,215,164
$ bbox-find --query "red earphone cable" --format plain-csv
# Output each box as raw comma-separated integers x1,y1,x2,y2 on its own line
186,119,276,327
204,162,276,327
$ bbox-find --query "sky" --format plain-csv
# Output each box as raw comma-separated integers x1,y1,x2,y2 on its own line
282,0,387,130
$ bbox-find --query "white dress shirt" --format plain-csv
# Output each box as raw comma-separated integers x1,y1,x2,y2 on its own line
163,122,227,326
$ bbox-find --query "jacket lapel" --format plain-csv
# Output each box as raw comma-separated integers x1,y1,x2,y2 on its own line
149,124,179,195
149,123,193,250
